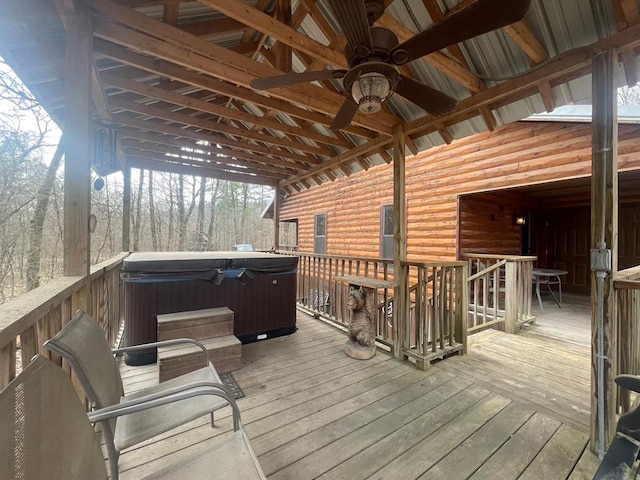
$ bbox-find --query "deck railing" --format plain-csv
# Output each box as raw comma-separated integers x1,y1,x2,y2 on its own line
0,253,127,390
467,254,536,334
283,252,468,368
400,260,467,368
614,265,640,411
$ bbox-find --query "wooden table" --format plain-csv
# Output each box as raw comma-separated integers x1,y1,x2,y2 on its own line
532,268,568,313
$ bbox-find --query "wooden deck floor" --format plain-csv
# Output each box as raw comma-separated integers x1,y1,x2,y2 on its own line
116,299,598,480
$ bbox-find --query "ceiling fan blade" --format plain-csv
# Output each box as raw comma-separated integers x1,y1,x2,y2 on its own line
392,0,532,64
395,75,457,116
330,96,359,131
250,70,346,90
326,0,372,53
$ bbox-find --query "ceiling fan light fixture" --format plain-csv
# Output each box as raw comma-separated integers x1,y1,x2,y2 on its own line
351,72,391,114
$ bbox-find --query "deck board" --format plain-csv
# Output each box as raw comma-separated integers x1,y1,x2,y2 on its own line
117,301,599,480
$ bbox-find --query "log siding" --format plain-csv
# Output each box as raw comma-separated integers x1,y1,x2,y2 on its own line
279,121,640,261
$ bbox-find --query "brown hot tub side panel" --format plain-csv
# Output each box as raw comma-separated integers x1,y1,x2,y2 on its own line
122,252,298,365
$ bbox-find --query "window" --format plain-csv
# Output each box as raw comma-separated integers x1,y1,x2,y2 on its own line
381,205,393,259
314,214,327,254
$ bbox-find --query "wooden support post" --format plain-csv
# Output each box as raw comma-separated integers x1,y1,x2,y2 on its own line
393,123,407,359
273,185,280,251
590,48,619,455
122,165,131,251
504,261,517,333
63,0,92,278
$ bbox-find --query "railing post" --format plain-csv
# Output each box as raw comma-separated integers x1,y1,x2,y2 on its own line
455,264,469,354
504,261,517,333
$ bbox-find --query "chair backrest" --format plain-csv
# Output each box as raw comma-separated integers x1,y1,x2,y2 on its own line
44,310,123,411
0,355,108,480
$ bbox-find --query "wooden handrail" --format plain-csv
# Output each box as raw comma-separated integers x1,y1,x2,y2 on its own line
467,259,507,282
0,252,127,389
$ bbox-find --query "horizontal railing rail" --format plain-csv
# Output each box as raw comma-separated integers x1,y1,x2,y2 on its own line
467,254,536,334
0,252,127,389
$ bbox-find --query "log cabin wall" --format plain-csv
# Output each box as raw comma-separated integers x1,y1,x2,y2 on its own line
279,120,640,263
458,191,534,259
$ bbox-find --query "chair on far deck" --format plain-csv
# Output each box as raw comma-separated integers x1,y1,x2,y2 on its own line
43,310,231,480
593,375,640,479
0,355,266,480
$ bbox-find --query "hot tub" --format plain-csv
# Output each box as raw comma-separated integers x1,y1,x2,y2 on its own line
121,251,298,365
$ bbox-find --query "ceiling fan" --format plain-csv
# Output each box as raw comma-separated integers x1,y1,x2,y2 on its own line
250,0,532,131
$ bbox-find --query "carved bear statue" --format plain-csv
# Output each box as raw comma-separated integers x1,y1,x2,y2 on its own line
345,286,376,359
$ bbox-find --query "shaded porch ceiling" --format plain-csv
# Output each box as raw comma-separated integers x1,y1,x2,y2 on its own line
1,0,640,194
480,168,640,210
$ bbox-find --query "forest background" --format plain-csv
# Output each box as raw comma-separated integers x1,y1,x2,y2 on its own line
0,60,294,304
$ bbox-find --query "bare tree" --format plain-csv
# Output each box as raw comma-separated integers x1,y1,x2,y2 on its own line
26,137,64,290
618,84,640,105
148,170,159,250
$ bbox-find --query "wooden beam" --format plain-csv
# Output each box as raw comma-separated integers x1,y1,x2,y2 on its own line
590,48,619,456
90,4,396,134
407,23,640,138
197,0,348,69
121,139,294,177
503,21,549,65
274,0,292,73
94,39,378,139
107,95,331,157
538,81,556,112
115,116,314,167
393,123,407,360
127,156,276,185
102,71,350,148
63,0,91,277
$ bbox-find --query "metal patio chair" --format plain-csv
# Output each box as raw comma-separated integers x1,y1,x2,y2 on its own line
43,310,231,480
1,355,266,480
593,374,640,479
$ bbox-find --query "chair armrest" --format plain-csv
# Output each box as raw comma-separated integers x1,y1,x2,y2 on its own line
114,338,211,368
617,375,640,395
88,381,240,431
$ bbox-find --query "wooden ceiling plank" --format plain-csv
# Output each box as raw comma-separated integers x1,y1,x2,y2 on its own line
94,40,376,139
115,114,317,166
127,156,278,185
121,138,298,176
124,147,293,178
102,71,351,148
90,3,396,134
108,95,331,156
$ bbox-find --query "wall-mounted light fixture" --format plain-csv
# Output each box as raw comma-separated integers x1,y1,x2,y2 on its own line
514,214,526,226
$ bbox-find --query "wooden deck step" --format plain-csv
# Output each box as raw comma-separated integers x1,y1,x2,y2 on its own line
157,307,234,341
158,335,242,381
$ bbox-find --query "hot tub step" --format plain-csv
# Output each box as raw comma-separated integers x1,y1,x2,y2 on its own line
158,335,242,382
157,307,234,341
